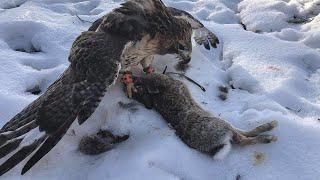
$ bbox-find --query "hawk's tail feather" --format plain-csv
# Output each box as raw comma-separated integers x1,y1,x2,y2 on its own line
1,102,40,132
0,138,23,159
0,125,38,164
0,82,78,175
0,135,47,176
1,78,68,132
0,121,38,147
4,114,37,132
21,120,74,175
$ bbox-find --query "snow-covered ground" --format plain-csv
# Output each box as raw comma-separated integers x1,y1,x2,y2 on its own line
0,0,320,179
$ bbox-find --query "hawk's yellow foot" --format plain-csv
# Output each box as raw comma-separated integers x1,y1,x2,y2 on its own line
121,71,137,98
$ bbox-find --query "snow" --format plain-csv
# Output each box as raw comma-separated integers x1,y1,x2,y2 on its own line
0,0,320,179
239,0,320,49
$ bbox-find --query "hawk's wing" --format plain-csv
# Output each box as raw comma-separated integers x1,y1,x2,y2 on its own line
89,0,175,40
0,31,126,176
89,4,219,50
167,7,220,50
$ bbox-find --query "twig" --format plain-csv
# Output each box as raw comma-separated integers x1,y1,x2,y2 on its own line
162,66,168,74
75,11,93,23
240,22,247,30
166,71,206,92
285,106,302,113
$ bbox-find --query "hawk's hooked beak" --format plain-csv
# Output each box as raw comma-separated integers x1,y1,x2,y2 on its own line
177,49,191,64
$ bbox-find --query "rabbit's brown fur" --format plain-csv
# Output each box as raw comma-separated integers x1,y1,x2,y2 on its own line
132,73,277,156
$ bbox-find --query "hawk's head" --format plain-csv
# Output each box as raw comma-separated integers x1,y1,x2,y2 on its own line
167,19,193,64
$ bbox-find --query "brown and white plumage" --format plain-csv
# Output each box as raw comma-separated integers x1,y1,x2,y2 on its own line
166,7,220,50
0,0,198,175
0,31,126,176
89,5,220,51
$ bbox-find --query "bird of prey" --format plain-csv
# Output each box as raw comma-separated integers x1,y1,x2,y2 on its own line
0,0,219,176
88,5,220,70
88,2,219,97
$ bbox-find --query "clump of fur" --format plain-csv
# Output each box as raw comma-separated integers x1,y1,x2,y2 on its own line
79,130,129,155
218,85,229,101
131,73,277,157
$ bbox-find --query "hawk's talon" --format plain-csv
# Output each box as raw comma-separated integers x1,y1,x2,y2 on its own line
125,82,137,98
121,71,133,84
122,72,137,98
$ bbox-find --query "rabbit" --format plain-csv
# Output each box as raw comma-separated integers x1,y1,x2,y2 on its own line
131,73,277,157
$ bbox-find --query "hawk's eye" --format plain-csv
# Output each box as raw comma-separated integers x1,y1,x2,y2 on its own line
178,43,185,50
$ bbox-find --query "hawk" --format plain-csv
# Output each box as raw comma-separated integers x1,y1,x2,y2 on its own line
0,0,219,176
88,4,220,68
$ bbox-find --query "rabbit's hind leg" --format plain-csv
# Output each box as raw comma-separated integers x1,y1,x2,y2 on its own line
233,132,277,146
237,120,278,137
